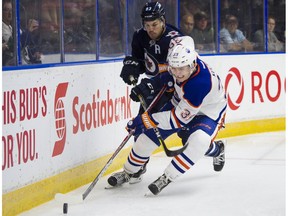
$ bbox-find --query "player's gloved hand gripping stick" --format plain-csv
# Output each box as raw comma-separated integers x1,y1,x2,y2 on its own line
129,76,188,157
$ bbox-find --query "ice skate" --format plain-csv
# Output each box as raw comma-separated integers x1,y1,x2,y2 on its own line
148,173,171,195
213,140,225,171
129,163,147,184
107,170,131,187
107,163,147,187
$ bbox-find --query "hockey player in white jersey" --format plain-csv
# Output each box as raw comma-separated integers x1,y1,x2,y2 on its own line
107,39,227,195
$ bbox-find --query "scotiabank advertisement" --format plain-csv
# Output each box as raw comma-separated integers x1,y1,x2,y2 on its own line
2,62,136,193
2,54,285,193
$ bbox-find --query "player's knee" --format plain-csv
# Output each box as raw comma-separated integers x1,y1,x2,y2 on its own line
133,133,158,156
185,130,211,159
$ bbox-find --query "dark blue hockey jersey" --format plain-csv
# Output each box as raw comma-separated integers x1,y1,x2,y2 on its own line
131,24,183,76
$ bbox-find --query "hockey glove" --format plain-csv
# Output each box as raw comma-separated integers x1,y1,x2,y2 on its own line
159,71,175,93
130,78,156,102
177,127,191,146
120,56,145,85
126,112,158,136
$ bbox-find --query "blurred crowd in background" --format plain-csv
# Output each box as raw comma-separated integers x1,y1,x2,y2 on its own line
2,0,286,66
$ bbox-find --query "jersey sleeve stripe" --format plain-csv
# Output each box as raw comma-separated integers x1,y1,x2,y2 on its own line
190,64,201,78
170,108,182,128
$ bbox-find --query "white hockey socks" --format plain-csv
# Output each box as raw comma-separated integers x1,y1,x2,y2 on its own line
164,130,211,180
124,133,158,174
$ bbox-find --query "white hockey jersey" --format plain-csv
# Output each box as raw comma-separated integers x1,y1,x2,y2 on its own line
152,57,227,130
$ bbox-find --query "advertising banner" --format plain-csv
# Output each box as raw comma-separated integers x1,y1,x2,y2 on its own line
2,54,285,193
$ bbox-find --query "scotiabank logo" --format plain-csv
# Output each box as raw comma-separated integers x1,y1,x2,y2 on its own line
72,88,132,133
225,67,244,110
52,82,68,157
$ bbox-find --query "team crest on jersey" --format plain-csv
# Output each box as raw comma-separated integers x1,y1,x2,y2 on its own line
144,49,159,76
166,31,180,38
144,53,157,76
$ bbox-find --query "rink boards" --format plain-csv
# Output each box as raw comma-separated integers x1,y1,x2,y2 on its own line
2,53,286,215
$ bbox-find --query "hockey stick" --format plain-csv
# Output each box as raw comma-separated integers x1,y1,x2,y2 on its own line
55,130,135,204
130,76,188,157
138,91,188,157
55,84,167,204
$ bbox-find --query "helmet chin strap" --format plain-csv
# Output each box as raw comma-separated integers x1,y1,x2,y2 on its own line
189,63,197,76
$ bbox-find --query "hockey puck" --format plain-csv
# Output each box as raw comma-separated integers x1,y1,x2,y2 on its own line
63,203,68,214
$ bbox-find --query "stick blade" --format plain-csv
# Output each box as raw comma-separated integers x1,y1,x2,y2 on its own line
54,193,83,205
162,140,189,157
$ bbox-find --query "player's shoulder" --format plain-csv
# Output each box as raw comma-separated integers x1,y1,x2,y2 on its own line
164,23,183,38
196,58,210,72
133,27,146,37
184,59,211,89
132,27,151,44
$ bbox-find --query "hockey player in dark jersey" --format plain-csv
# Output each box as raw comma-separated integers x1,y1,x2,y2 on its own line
108,39,226,195
120,1,184,113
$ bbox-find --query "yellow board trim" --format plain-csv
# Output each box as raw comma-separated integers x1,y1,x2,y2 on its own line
2,117,285,216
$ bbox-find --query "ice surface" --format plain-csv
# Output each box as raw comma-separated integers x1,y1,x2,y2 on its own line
19,131,286,216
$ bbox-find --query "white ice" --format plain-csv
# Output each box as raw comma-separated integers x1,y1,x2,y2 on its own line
20,131,286,216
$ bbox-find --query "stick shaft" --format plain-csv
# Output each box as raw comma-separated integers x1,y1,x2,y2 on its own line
82,131,134,200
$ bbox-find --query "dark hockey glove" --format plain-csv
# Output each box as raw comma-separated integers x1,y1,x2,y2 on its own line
120,56,145,85
130,78,157,102
159,71,175,92
126,112,158,136
177,127,191,146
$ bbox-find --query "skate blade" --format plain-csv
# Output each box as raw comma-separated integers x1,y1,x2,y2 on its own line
104,184,123,189
129,176,143,184
144,190,154,197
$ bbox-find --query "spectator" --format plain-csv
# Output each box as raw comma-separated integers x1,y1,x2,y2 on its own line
180,13,194,36
253,16,284,52
180,0,202,16
2,0,14,65
2,0,42,66
64,0,95,53
220,15,253,52
191,11,215,52
41,0,59,32
268,0,285,43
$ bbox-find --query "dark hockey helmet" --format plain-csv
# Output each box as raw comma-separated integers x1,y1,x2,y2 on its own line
141,2,165,22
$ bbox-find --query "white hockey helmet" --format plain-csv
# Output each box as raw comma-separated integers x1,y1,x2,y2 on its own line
168,36,195,57
167,44,197,68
